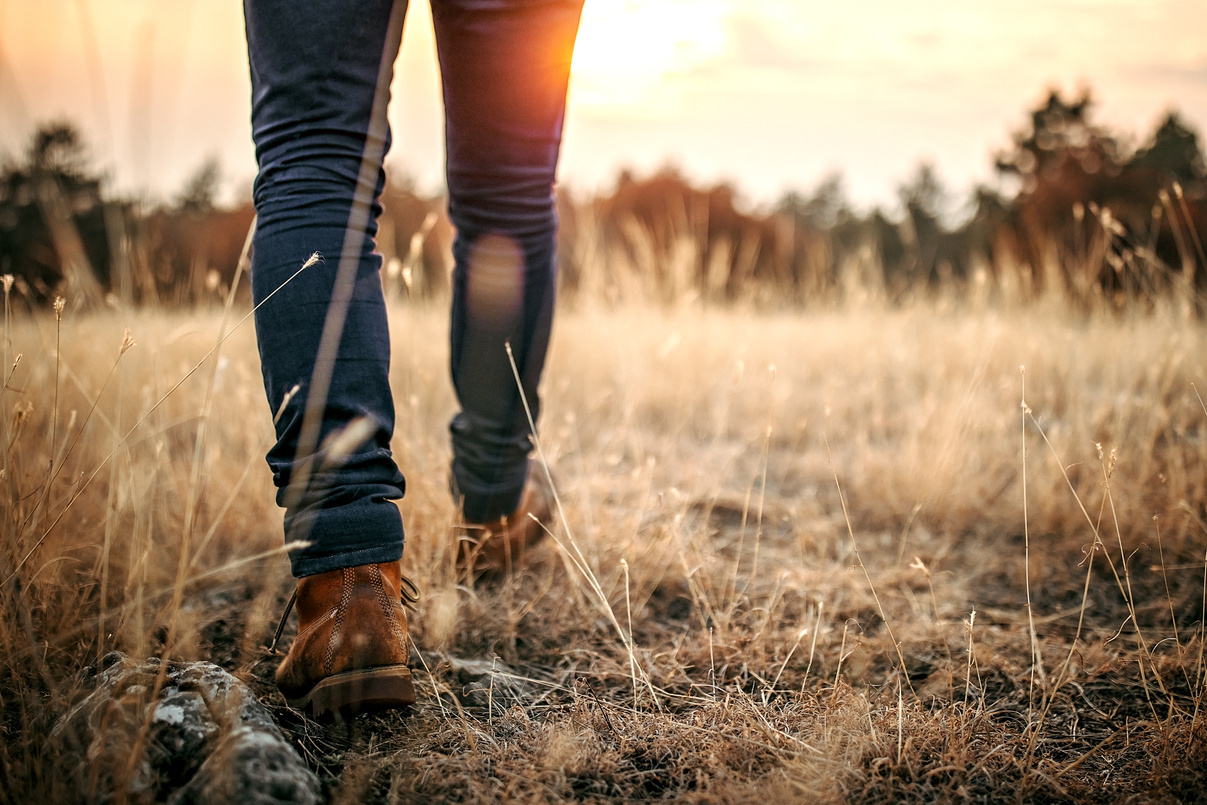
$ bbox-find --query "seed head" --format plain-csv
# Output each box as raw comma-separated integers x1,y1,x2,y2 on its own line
120,328,136,355
53,296,65,319
1,275,12,294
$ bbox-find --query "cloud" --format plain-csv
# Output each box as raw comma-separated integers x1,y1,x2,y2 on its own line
724,13,822,73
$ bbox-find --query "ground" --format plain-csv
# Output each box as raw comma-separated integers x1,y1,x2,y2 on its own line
3,299,1207,803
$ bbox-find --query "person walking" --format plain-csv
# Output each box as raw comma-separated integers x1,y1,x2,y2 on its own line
244,0,583,717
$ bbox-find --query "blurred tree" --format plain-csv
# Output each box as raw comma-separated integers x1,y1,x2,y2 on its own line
29,123,94,179
991,90,1207,304
174,157,222,217
993,90,1137,301
0,121,109,304
1128,112,1207,195
895,162,948,287
897,162,949,224
0,124,261,306
777,172,850,231
996,89,1124,192
143,157,256,305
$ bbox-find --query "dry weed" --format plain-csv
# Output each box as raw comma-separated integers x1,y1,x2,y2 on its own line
3,292,1207,802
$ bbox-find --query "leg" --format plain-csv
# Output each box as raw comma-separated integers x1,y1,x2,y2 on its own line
247,0,418,718
432,0,584,524
245,0,408,578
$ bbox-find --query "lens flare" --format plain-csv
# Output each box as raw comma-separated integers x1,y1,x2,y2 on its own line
570,0,729,113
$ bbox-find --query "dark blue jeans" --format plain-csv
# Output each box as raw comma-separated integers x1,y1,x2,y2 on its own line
244,0,582,577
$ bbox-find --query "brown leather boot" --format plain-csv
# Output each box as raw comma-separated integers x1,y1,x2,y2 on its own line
273,561,417,717
457,470,555,577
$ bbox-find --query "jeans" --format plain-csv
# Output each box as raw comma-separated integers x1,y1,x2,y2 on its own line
244,0,583,577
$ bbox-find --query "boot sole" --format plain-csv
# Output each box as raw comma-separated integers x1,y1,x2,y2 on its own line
287,665,416,718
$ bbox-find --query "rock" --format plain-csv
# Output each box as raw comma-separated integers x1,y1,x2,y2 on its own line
168,727,321,805
54,652,320,804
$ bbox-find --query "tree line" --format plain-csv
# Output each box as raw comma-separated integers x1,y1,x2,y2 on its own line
558,90,1207,310
2,89,1204,310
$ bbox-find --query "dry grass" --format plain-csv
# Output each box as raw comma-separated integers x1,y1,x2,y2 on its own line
4,286,1207,803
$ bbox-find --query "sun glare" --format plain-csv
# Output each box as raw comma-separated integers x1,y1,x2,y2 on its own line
570,0,729,113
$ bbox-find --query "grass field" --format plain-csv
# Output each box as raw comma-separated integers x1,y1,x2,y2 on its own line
4,288,1207,802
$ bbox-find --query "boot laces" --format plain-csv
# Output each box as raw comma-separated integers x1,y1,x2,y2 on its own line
269,572,420,653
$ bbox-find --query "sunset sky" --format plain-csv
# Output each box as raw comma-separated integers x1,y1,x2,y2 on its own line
2,0,1205,212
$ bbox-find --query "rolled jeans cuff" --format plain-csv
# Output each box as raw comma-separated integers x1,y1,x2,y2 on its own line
285,496,404,577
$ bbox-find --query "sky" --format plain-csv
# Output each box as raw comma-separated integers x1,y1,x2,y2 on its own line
1,0,1205,213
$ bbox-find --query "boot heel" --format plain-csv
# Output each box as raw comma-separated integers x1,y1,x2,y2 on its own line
291,665,416,717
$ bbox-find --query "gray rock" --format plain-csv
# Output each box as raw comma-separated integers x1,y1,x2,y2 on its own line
168,727,321,805
54,652,319,804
